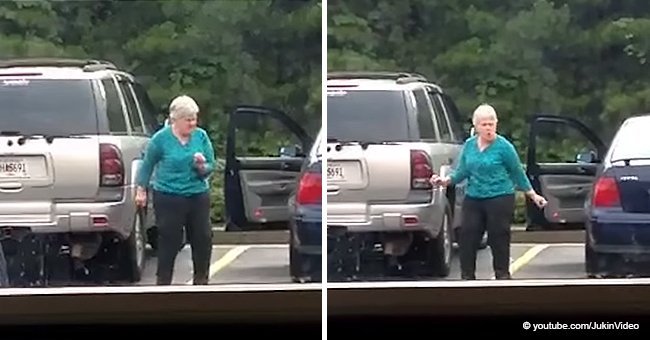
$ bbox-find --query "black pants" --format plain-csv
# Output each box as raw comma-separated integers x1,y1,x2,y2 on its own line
459,194,515,280
153,190,212,285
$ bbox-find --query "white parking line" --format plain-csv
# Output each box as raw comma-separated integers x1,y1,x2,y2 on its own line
514,243,583,247
212,244,289,249
184,245,252,284
509,245,550,275
178,244,288,251
482,243,583,279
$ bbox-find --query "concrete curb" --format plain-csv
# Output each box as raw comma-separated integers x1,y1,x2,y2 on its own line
210,228,584,245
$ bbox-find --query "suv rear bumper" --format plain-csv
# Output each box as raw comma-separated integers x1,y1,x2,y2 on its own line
327,202,441,236
0,200,133,239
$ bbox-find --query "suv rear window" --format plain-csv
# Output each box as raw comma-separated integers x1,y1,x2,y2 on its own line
0,79,98,135
327,90,409,142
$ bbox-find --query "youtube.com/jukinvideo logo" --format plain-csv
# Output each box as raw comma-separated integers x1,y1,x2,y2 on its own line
522,321,639,331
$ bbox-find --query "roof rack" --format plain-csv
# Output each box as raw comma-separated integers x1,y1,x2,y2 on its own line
0,58,117,72
327,71,429,84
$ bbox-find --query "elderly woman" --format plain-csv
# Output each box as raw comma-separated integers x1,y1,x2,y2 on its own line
135,95,216,285
431,103,547,280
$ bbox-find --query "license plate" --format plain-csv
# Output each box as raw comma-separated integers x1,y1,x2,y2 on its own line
327,162,345,182
0,159,28,178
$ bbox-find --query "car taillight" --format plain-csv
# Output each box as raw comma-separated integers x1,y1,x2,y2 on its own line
296,171,322,205
100,143,124,187
411,149,433,189
592,176,620,207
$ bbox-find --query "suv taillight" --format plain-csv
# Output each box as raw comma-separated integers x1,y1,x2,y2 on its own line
411,149,433,189
296,170,322,205
100,143,124,187
592,176,620,207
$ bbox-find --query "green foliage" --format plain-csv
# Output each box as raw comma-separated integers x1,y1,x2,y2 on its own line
0,0,322,224
514,192,527,224
329,0,650,223
329,0,650,142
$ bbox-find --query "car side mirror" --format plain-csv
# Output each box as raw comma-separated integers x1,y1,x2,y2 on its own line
576,150,596,163
279,145,302,158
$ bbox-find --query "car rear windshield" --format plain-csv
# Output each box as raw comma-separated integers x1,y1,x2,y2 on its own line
610,118,650,162
327,90,410,142
0,79,98,135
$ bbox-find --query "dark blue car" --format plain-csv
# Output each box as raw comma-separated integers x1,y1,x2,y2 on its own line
525,114,650,277
581,115,650,277
288,128,322,283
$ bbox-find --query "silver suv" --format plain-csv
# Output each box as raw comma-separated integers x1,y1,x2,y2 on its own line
0,58,158,285
327,72,469,278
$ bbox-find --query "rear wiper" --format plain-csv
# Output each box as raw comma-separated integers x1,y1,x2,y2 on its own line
358,141,400,150
42,134,90,143
328,138,361,151
611,157,650,166
0,130,23,136
328,139,398,151
0,131,45,145
13,133,89,145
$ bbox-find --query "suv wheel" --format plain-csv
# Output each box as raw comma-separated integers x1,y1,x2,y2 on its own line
419,207,452,278
121,209,147,282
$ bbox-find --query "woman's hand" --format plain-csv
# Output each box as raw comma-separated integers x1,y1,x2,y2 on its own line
429,174,451,187
194,152,206,172
526,191,548,209
135,187,147,208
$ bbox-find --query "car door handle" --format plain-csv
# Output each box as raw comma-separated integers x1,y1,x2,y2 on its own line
281,162,291,170
327,184,340,195
0,182,22,192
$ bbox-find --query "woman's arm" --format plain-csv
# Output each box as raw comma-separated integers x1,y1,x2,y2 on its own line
502,140,548,208
502,141,534,194
449,142,470,185
196,130,216,178
135,136,162,189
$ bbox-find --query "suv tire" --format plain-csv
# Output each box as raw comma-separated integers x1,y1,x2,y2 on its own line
429,206,452,277
121,209,147,282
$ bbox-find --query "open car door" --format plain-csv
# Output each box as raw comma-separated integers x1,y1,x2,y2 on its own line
526,115,606,230
225,106,313,231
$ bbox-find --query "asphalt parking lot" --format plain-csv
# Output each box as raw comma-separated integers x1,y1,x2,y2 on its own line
327,242,588,282
144,240,589,284
454,243,585,280
138,244,293,285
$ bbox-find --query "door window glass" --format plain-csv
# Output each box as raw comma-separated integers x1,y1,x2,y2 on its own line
534,121,598,164
234,112,304,158
429,93,452,142
413,89,436,140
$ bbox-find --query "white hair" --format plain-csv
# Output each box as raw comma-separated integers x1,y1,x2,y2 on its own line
169,95,199,121
473,103,498,126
